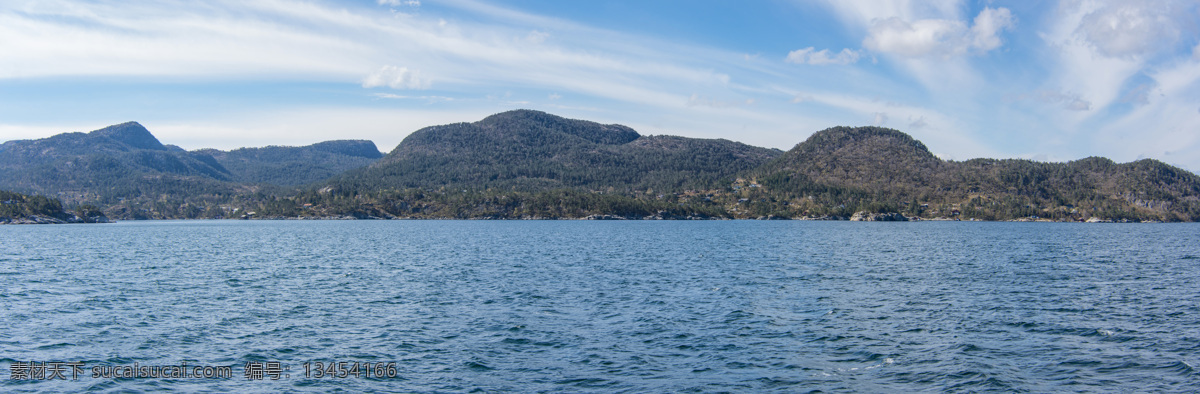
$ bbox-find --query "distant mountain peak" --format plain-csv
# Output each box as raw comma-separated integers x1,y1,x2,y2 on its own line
309,140,383,159
799,126,932,155
476,109,640,145
89,121,166,151
775,126,939,168
752,125,944,192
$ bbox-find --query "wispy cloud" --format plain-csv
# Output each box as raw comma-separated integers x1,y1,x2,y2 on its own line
1020,89,1092,111
2,0,1198,172
371,93,454,103
872,112,888,126
785,47,861,65
524,30,550,44
378,0,420,7
1075,2,1185,58
362,66,431,90
686,94,755,108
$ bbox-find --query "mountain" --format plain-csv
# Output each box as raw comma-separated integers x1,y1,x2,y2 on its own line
0,122,236,205
1,112,1196,221
753,126,945,196
0,122,382,219
328,109,782,192
745,126,1200,221
0,122,227,178
196,140,382,186
89,121,169,150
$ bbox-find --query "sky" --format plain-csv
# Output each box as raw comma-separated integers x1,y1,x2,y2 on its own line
1,0,1199,171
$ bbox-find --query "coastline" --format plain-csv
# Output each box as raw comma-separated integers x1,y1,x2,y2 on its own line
62,215,1165,223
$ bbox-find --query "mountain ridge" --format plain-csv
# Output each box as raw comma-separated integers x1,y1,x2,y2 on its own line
90,122,168,151
332,109,782,193
747,125,1199,221
1,110,1196,221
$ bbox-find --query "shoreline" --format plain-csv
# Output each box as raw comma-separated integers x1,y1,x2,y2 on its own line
21,216,1174,224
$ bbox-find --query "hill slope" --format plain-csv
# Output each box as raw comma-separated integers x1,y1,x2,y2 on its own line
0,122,237,206
1,114,1196,221
0,122,383,219
0,189,108,224
328,109,781,192
745,126,1200,221
197,140,382,186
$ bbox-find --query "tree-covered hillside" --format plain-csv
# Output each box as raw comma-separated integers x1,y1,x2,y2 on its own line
0,190,108,224
0,123,383,219
328,109,782,193
742,126,1200,221
196,140,382,186
1,112,1197,221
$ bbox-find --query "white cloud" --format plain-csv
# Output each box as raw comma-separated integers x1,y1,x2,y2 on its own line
772,87,1000,159
525,30,550,44
970,7,1015,52
908,116,927,128
1037,0,1188,122
863,17,966,57
1088,95,1200,171
548,93,561,100
378,0,420,7
872,112,889,126
819,0,962,30
1119,83,1155,105
361,65,431,90
686,94,754,108
371,93,453,102
0,0,724,109
1026,89,1092,111
4,0,1196,172
863,7,1014,58
1015,0,1200,170
785,47,860,65
1076,3,1180,58
0,1,378,79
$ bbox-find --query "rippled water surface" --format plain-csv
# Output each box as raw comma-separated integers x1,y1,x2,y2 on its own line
1,220,1198,392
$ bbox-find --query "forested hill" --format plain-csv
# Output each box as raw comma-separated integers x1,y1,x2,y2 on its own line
195,140,382,186
0,122,382,218
325,109,782,193
1,112,1197,221
0,189,108,224
0,122,237,205
743,126,1200,221
0,121,379,193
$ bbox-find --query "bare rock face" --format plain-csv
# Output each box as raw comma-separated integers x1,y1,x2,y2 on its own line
850,211,909,221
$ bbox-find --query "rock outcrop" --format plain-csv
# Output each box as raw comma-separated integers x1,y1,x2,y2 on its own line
850,211,909,221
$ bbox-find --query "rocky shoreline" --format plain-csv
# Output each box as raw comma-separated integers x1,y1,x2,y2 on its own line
226,211,1147,222
0,214,112,225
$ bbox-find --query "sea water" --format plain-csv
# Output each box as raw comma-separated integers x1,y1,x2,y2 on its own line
1,220,1198,392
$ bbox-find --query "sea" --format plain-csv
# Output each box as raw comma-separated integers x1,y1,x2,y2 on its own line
1,220,1198,392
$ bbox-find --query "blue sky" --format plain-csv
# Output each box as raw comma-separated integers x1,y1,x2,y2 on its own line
2,0,1199,171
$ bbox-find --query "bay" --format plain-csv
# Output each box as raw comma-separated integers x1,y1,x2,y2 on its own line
1,220,1198,392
